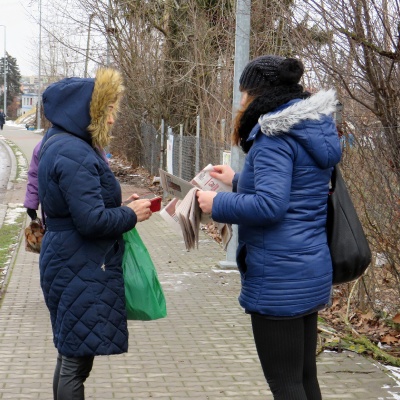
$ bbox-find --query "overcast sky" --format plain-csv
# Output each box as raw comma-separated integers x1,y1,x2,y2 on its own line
1,0,39,76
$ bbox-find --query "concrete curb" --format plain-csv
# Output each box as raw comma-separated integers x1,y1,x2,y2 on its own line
0,133,28,304
0,137,18,191
0,136,18,230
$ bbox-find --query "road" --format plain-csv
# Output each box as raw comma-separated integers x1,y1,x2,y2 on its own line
0,123,42,205
0,137,11,204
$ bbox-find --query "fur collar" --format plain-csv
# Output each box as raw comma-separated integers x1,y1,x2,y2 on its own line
88,68,124,149
258,89,337,136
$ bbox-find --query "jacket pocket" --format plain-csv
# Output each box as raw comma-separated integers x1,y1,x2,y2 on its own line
104,238,123,268
236,243,248,275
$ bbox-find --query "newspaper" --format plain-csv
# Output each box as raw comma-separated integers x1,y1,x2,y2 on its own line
159,169,197,199
159,165,232,251
175,187,201,251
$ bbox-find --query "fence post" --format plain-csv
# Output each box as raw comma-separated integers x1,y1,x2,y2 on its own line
150,124,155,176
220,119,226,144
179,124,183,178
167,126,174,174
195,115,200,174
160,119,165,172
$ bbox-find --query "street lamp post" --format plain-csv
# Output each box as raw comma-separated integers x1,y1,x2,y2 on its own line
37,0,42,130
84,14,95,78
219,0,251,268
0,25,7,115
106,0,111,66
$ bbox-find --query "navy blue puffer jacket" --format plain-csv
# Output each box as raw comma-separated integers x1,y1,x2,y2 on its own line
212,90,342,318
38,76,137,357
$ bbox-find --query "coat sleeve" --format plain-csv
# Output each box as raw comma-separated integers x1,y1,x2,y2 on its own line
23,142,41,210
54,146,136,238
212,136,293,226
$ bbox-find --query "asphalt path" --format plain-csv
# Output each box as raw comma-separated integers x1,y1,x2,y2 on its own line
0,123,43,163
0,138,11,204
0,123,43,202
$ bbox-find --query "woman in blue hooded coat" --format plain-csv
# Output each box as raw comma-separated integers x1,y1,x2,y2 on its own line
38,68,153,399
197,56,341,399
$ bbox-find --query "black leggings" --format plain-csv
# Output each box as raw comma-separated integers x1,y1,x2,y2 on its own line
251,312,322,400
53,354,94,400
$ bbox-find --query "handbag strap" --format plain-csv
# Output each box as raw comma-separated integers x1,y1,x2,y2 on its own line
329,165,338,194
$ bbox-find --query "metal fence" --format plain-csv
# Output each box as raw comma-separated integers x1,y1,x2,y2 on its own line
141,118,229,180
140,122,161,176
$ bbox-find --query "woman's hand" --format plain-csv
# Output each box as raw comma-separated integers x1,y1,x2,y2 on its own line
126,199,152,222
209,165,235,187
26,208,38,220
122,193,140,205
196,190,217,214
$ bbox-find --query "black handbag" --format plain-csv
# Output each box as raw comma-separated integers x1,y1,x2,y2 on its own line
327,165,372,285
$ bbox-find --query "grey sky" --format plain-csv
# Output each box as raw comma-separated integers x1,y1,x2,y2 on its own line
1,0,39,76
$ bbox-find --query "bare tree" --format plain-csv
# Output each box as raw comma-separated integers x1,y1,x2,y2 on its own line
32,0,306,167
35,2,109,82
72,0,238,164
294,0,400,315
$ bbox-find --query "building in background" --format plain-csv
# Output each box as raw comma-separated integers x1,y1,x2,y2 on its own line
19,92,38,116
18,75,57,118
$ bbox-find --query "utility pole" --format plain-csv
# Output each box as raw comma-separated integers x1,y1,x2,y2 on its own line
0,25,6,114
37,0,42,130
85,14,95,78
219,0,251,268
106,0,111,66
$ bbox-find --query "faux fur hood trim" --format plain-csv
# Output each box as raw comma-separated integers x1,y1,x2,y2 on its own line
258,89,337,136
88,68,124,149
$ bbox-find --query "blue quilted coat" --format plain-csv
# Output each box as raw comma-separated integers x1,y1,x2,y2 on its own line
212,90,342,318
38,77,137,357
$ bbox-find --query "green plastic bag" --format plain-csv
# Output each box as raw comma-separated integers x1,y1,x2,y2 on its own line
122,228,167,320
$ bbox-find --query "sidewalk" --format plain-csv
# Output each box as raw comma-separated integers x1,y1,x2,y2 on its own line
0,124,398,399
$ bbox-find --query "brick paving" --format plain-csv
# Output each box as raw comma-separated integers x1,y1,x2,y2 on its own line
0,125,398,399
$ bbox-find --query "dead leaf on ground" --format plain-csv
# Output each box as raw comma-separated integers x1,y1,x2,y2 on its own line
380,334,399,344
392,313,400,324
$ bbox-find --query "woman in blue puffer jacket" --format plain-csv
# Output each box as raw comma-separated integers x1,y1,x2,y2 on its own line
197,56,341,399
38,68,153,399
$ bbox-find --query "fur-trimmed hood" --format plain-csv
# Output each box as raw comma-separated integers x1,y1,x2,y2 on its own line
89,69,124,148
252,89,340,168
42,69,124,148
258,89,337,135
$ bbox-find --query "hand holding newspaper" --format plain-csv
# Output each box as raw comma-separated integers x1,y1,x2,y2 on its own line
159,164,232,251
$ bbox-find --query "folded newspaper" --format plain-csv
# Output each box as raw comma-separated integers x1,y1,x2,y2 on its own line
159,164,232,251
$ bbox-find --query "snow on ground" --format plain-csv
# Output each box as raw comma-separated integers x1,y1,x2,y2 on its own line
6,120,44,134
381,365,400,400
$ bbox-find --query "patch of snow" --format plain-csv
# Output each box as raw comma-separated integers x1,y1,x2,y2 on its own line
4,205,25,225
376,252,388,266
381,364,400,399
212,268,239,274
6,120,26,129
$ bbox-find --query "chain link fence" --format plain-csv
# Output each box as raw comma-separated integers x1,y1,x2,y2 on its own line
141,119,229,181
140,122,162,177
